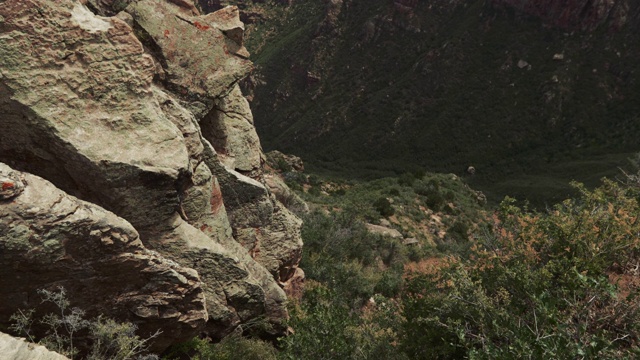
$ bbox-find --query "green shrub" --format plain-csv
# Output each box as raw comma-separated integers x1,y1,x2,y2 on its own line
446,220,469,242
374,270,404,298
279,282,407,360
166,336,277,360
444,190,455,201
397,173,415,187
308,186,321,196
333,188,346,196
276,158,293,173
387,187,401,196
402,181,640,359
308,175,322,186
373,197,394,217
425,190,445,211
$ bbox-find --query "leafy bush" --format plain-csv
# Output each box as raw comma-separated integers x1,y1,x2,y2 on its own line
275,158,293,173
446,220,469,242
300,210,407,303
165,336,277,360
278,282,358,360
279,282,407,360
387,187,401,196
397,173,415,187
373,197,395,217
283,172,307,189
402,180,640,358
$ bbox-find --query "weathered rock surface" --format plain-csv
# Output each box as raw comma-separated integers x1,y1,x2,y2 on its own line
201,84,264,175
0,332,70,360
264,173,309,215
205,153,304,292
0,0,302,348
121,0,303,294
125,0,251,118
0,163,207,351
365,223,404,239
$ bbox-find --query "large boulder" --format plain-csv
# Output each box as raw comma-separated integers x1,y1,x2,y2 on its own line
125,1,251,118
0,0,302,345
0,163,207,352
119,0,303,292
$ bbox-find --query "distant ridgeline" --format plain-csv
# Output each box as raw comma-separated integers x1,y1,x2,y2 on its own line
211,0,640,205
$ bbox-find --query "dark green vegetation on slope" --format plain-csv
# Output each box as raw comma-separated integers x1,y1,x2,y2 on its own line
241,0,640,205
165,169,640,359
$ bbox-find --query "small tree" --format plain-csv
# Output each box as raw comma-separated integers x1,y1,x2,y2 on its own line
373,197,395,217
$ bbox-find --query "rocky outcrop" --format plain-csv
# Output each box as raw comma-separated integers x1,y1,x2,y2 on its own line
0,163,207,351
264,173,309,215
0,332,70,360
0,0,302,349
365,223,403,239
201,84,264,176
119,1,303,294
266,150,305,172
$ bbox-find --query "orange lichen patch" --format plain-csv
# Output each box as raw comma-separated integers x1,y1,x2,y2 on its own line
163,29,170,38
193,21,210,31
1,181,15,191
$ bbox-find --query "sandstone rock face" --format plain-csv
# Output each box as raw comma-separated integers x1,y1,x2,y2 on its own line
0,0,302,349
201,84,264,176
0,163,207,351
264,173,310,215
0,332,70,360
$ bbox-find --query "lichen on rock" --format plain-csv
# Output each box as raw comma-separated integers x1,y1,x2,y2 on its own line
0,0,303,350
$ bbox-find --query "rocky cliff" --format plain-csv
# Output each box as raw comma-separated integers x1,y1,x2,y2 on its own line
0,0,302,351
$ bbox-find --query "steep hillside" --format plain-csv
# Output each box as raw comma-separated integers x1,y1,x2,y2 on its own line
203,0,640,205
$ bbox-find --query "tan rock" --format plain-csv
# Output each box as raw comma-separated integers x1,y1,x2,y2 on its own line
365,223,404,239
0,0,298,344
0,163,207,352
125,1,252,118
0,332,70,360
201,85,264,175
264,173,309,214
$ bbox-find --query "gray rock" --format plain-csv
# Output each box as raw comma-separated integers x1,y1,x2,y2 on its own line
0,332,70,360
0,163,207,352
0,0,303,343
365,223,404,239
264,174,309,215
